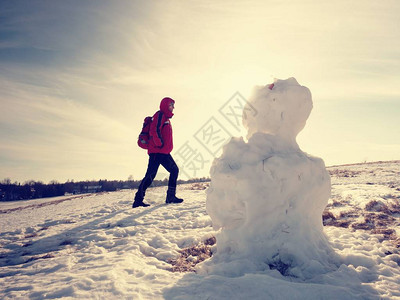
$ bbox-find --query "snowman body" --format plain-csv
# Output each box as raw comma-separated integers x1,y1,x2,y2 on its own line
203,78,338,279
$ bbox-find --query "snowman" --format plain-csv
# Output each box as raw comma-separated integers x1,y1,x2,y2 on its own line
201,78,339,279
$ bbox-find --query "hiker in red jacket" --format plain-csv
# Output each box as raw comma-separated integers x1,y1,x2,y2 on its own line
132,97,184,208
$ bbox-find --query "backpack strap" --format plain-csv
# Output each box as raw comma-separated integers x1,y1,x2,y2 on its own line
162,120,169,128
155,111,164,147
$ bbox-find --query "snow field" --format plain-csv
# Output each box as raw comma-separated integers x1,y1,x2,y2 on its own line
0,162,399,299
0,184,214,299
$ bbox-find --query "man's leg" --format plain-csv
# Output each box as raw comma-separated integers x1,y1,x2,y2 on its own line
159,154,183,204
133,154,160,208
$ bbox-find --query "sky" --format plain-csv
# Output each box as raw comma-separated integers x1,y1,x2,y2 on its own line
0,0,399,183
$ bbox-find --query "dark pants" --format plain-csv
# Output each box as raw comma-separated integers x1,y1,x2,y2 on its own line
136,153,179,200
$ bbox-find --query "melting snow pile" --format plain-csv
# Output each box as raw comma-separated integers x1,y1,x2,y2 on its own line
201,78,339,279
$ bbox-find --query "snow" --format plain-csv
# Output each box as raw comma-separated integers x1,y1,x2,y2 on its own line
1,162,400,299
1,77,399,298
242,78,312,142
203,78,337,280
0,185,214,299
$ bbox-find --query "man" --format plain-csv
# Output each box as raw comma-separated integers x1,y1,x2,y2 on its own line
132,97,184,208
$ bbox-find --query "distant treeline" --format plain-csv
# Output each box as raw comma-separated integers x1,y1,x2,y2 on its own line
0,177,210,202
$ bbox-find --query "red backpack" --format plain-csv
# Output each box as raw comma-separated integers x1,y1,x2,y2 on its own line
137,116,152,149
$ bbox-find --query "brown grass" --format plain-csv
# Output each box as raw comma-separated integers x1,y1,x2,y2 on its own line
185,182,210,191
328,169,362,178
168,237,216,272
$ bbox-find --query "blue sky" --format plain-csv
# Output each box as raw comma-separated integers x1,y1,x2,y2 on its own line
1,0,399,183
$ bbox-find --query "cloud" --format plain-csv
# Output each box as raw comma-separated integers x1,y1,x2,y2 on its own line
0,73,135,182
1,0,399,182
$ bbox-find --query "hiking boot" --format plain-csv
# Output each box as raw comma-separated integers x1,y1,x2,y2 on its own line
132,201,150,208
166,194,184,204
132,191,150,208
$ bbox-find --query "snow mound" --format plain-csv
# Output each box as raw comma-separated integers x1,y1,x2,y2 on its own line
200,78,339,279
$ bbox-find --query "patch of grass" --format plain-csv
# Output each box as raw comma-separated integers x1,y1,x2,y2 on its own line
365,200,390,214
328,169,361,178
186,183,210,191
322,210,336,225
168,237,216,272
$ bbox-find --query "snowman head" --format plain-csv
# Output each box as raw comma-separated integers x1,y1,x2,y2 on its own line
243,78,313,142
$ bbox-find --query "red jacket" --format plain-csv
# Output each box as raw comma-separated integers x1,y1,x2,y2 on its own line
148,97,174,154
